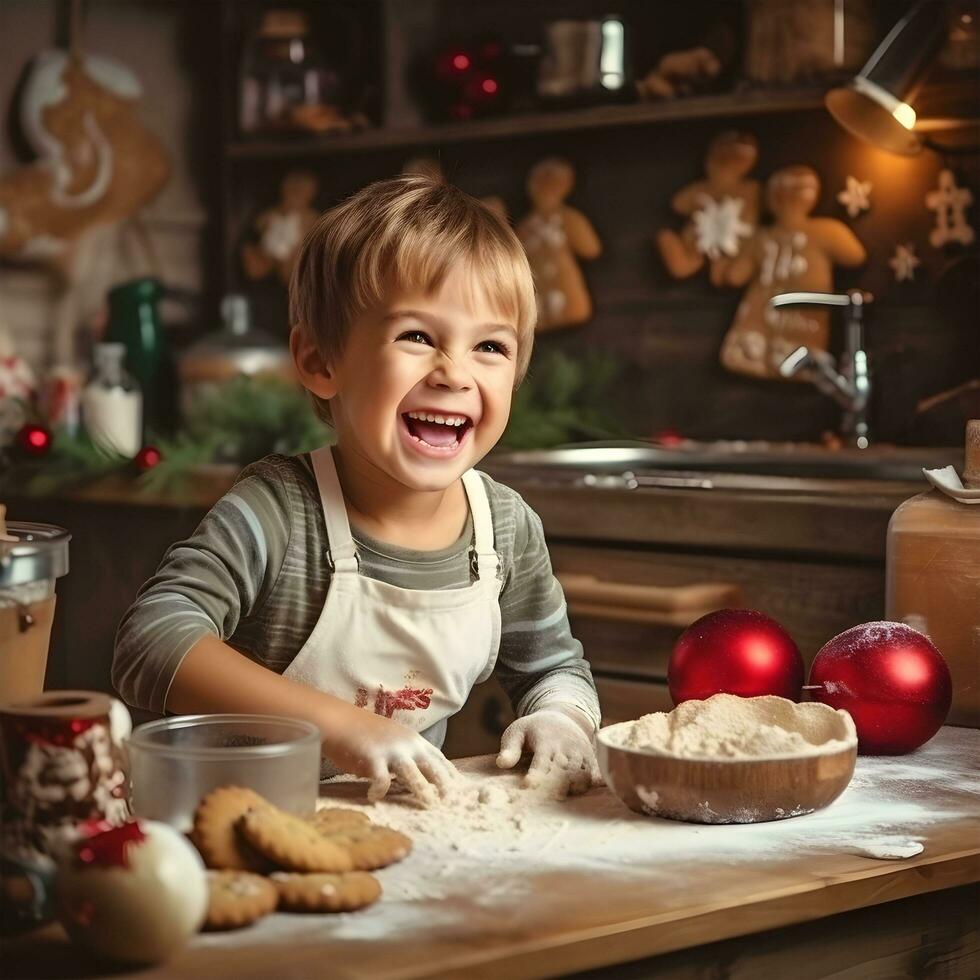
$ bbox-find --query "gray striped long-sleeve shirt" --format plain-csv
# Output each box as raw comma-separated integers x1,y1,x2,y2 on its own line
113,453,600,736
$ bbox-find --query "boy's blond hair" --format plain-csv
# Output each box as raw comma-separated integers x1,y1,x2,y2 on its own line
290,175,537,424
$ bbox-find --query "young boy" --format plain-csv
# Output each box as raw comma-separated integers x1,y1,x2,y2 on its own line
114,176,601,802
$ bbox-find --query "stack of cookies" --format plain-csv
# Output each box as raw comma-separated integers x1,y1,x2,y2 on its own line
190,786,411,931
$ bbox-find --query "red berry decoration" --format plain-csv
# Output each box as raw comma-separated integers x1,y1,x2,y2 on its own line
669,608,805,705
809,622,951,755
135,445,162,471
16,423,52,457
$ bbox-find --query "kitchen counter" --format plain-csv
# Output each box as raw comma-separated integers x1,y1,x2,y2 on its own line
7,452,919,706
6,727,978,979
10,448,919,560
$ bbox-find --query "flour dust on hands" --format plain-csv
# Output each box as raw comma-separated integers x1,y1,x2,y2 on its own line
365,739,462,807
496,709,601,798
326,714,461,808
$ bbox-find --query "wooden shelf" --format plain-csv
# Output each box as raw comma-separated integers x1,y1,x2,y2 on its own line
225,87,828,160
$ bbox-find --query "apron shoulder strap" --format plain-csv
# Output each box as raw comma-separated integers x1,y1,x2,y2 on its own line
461,469,499,581
311,446,359,574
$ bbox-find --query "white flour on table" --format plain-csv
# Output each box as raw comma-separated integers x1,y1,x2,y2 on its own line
193,728,977,948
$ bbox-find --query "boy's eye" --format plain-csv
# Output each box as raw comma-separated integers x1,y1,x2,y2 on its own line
476,340,511,356
397,330,432,346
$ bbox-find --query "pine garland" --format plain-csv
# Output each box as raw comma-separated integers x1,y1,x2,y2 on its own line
4,353,626,496
1,428,127,497
500,349,628,450
139,377,334,493
3,378,334,497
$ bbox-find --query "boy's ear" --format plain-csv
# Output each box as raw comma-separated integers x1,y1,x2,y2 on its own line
290,326,338,400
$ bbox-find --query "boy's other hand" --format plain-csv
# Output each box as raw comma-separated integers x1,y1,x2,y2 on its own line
324,710,459,806
496,707,600,797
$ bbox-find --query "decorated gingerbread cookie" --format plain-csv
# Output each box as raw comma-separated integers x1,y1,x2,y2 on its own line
720,165,866,380
517,158,601,331
656,131,760,287
242,170,320,285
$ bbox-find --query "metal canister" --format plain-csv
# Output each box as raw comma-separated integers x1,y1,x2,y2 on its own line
176,294,295,419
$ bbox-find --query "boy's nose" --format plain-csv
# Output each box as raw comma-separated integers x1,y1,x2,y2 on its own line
428,356,472,391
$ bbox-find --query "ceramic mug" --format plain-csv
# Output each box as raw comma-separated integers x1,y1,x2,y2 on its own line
0,690,131,931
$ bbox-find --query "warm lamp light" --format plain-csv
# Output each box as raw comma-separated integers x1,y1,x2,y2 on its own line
826,0,949,155
892,102,916,131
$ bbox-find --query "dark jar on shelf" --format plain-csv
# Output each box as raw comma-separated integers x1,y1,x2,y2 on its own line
239,9,345,135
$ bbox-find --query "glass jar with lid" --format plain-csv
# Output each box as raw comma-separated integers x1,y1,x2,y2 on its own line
239,8,342,134
81,343,143,458
0,509,70,705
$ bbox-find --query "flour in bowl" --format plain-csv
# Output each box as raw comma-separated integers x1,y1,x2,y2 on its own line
609,693,856,759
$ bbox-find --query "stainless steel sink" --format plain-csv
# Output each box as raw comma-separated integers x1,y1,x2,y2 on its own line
489,441,963,495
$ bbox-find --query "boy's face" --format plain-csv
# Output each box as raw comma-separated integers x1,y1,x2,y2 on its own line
311,263,519,493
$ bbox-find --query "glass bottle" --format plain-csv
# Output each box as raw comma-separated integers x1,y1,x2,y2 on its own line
104,277,176,435
81,343,143,457
886,420,980,726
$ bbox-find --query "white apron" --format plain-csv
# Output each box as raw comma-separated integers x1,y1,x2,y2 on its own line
283,446,503,765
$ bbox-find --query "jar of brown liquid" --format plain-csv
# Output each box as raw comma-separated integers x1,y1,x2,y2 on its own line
886,421,980,727
0,513,70,705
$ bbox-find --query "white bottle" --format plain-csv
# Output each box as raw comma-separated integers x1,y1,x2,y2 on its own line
81,343,143,457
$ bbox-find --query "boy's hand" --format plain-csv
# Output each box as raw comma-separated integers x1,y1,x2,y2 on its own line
496,706,600,797
323,710,459,805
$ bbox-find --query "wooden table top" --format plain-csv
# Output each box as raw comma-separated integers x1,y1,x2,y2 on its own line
6,727,979,980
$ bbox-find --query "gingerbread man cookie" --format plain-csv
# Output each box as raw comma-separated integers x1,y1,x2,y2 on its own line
720,165,866,380
242,170,319,285
656,131,760,287
517,158,601,331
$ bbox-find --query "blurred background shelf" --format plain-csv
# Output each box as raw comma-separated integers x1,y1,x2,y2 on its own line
225,87,828,159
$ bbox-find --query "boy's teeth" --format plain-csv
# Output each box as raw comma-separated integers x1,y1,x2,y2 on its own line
406,411,466,426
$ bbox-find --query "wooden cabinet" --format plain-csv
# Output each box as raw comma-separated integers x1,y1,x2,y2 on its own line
554,542,884,675
449,461,901,759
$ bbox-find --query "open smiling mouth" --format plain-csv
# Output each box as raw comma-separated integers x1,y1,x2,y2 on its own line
401,410,474,454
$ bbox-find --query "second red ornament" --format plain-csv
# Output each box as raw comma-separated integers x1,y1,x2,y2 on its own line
808,621,952,755
668,608,805,705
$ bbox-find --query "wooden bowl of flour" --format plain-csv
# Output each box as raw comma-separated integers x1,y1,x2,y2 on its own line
597,694,857,824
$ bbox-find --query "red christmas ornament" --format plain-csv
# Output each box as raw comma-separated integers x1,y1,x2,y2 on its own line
809,622,952,755
651,427,685,447
135,444,162,471
15,422,52,457
75,820,146,870
669,608,805,704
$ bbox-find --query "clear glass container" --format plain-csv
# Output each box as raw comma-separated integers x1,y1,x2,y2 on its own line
126,714,321,832
886,420,980,726
239,9,339,134
0,520,70,706
81,342,143,457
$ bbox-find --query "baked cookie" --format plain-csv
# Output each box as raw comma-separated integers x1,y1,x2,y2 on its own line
239,804,354,873
192,786,273,871
308,807,372,833
316,823,412,871
271,871,382,913
204,870,279,931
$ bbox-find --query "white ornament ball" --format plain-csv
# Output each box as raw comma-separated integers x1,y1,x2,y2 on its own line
55,820,207,964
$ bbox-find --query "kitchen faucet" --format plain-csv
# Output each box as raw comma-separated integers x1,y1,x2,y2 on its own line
770,289,874,449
